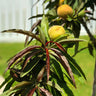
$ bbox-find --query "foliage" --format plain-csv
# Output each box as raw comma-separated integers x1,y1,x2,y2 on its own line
0,0,96,96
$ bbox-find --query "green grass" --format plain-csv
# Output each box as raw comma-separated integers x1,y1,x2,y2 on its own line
0,36,95,96
0,43,24,76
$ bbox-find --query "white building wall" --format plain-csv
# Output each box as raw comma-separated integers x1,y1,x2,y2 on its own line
0,0,32,42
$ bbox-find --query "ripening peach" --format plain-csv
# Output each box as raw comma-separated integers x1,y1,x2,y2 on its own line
48,25,65,40
57,4,73,19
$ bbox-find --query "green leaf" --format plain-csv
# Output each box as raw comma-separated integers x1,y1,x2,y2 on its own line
57,38,86,44
46,78,74,96
53,34,69,42
68,61,81,77
88,43,94,56
38,26,45,44
0,89,19,96
51,38,86,48
73,0,78,9
72,22,81,38
11,81,33,91
66,15,73,21
4,79,14,92
0,76,11,89
46,81,64,94
41,15,50,41
47,8,57,16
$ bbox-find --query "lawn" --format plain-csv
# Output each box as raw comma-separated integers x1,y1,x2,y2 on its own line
0,36,95,96
0,43,24,76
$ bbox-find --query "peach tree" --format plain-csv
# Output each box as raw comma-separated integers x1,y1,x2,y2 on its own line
0,0,96,96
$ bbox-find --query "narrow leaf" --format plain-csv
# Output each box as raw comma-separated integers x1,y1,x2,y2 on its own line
73,0,78,9
38,26,46,44
46,81,64,94
46,48,50,82
2,29,44,45
51,38,86,48
0,89,19,96
61,50,87,80
4,79,14,92
27,87,37,96
30,20,41,32
0,76,11,89
28,14,43,19
57,38,86,44
39,87,53,96
37,66,46,82
41,15,50,41
25,19,41,46
50,48,76,87
88,43,94,56
28,14,52,20
10,81,33,91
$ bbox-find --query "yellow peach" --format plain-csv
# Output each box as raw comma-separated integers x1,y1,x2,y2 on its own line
57,4,73,19
48,25,65,40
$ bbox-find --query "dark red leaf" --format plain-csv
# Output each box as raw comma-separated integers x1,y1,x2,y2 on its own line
30,20,41,32
22,50,42,71
50,48,76,88
2,29,44,45
46,41,66,53
6,46,42,72
46,48,50,82
54,42,66,52
27,87,37,96
39,87,53,96
25,20,41,46
27,31,39,45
